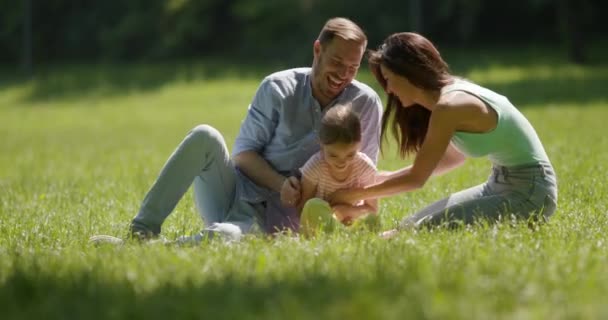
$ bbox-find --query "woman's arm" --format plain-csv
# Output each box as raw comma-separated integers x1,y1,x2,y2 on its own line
330,105,460,204
431,142,467,175
364,198,378,214
367,107,457,197
375,143,465,183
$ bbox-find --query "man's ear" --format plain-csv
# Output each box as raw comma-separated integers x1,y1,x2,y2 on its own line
313,40,321,58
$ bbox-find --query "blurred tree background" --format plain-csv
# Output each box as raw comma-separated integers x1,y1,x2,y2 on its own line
0,0,605,70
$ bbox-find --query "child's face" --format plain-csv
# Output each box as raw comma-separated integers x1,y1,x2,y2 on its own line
321,141,361,174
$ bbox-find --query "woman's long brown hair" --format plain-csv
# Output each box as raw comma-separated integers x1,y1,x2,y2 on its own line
368,32,452,158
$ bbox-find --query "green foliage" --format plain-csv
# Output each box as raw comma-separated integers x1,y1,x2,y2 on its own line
1,46,608,319
2,0,607,64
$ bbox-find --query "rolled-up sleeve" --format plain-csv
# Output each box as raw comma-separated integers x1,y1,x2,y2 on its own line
233,79,281,156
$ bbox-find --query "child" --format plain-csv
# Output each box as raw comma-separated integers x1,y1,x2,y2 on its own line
298,104,379,236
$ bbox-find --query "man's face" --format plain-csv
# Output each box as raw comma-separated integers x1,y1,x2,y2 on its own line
311,38,366,105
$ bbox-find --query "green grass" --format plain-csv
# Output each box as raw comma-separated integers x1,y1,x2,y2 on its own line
1,48,608,319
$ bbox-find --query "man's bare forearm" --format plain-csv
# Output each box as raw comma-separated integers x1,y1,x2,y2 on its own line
233,151,285,192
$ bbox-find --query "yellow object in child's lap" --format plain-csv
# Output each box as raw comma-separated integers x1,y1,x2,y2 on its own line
300,198,380,237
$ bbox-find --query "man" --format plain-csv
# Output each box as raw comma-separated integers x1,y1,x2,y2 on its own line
129,17,382,242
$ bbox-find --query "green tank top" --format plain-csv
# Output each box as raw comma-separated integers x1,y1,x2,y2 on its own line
443,79,550,167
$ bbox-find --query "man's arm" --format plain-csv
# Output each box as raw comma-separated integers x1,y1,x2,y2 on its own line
233,151,288,193
232,78,300,206
234,151,301,205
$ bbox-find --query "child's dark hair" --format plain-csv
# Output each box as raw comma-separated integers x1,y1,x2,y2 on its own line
319,104,361,145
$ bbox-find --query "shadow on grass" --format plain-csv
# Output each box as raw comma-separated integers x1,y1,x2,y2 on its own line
444,44,608,107
481,68,608,107
1,269,424,320
2,44,607,107
0,59,286,104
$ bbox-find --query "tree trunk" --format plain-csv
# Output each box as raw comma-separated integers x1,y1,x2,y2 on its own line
22,0,33,77
557,0,588,64
409,0,423,32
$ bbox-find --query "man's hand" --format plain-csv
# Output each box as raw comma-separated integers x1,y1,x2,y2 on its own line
280,176,301,207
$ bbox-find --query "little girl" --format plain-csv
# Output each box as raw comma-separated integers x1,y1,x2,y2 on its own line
298,104,379,236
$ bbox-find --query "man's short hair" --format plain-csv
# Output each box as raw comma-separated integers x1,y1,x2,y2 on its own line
318,17,367,46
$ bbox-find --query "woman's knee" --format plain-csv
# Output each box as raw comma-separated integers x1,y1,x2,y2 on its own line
540,194,557,219
400,208,467,230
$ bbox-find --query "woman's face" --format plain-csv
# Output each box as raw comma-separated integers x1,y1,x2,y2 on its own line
380,64,417,107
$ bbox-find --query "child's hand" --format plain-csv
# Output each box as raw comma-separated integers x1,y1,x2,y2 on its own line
332,204,355,225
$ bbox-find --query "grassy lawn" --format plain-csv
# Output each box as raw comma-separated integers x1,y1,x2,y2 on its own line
1,47,608,319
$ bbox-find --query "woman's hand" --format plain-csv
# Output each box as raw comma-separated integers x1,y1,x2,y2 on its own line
328,187,361,206
375,170,394,183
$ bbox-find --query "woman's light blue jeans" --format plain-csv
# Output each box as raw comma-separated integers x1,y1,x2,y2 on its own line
401,162,558,229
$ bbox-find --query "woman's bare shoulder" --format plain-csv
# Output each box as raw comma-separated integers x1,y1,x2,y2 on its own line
438,91,485,110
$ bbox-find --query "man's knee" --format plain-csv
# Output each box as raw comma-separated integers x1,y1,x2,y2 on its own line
186,124,224,147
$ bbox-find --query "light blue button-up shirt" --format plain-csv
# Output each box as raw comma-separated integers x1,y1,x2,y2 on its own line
233,67,383,204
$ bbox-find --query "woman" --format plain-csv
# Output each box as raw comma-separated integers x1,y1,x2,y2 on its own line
329,32,558,234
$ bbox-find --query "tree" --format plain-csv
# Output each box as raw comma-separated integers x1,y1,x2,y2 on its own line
556,0,591,64
22,0,32,76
